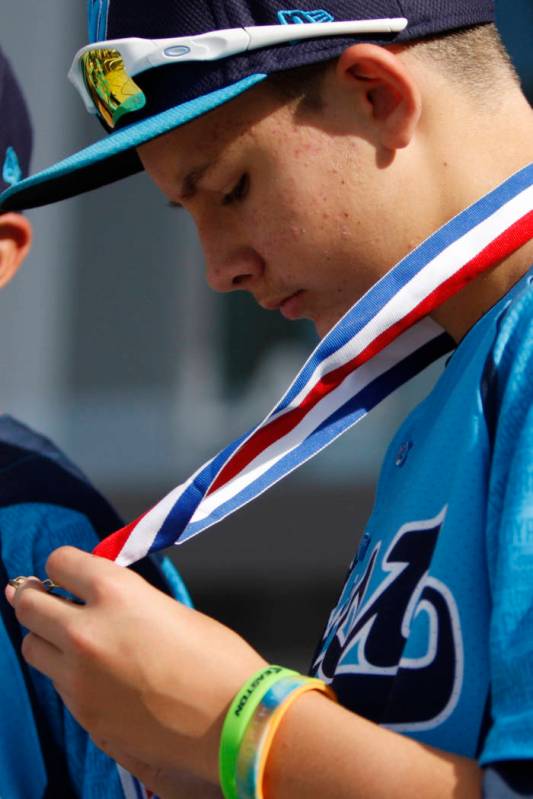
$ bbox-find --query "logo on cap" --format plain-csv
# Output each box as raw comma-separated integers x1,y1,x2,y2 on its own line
2,147,23,187
278,9,335,25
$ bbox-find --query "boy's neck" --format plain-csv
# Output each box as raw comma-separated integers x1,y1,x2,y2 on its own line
426,90,533,342
432,238,533,343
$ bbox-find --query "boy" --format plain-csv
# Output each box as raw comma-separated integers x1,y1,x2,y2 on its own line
3,1,533,797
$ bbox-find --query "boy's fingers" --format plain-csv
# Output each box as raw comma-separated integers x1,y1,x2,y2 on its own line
11,578,79,650
5,575,44,606
45,546,121,603
21,631,63,683
4,584,15,605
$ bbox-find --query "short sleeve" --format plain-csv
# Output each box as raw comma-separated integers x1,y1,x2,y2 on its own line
480,282,533,765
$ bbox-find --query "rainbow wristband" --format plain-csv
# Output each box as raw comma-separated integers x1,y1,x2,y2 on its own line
236,673,335,798
219,666,298,799
219,666,335,799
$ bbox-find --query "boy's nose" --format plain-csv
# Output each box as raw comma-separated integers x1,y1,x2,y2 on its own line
205,246,265,294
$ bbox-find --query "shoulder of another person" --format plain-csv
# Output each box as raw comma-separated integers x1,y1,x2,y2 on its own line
0,501,99,579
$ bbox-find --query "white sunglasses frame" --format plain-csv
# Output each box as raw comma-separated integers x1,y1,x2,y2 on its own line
69,17,408,115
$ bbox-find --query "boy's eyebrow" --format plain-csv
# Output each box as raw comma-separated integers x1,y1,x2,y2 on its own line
170,159,219,208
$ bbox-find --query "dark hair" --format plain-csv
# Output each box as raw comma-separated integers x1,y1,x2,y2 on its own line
267,24,519,110
408,23,519,97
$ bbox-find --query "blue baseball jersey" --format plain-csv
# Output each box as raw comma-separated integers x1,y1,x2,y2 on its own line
311,267,533,767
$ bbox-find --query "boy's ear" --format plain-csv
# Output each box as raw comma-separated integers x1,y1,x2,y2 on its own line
0,212,32,288
335,43,422,151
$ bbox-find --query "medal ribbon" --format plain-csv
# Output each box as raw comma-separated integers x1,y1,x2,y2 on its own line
95,165,533,567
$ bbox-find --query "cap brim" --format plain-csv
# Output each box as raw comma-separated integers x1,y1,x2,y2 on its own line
0,73,267,211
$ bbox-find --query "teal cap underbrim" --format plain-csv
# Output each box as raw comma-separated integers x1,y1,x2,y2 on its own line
0,73,267,211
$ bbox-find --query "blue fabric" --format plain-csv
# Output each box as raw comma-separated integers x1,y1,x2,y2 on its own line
103,0,494,42
0,414,192,796
0,504,192,796
0,603,47,798
0,503,126,798
311,267,533,764
2,146,22,186
0,48,32,194
482,275,533,764
88,0,110,43
484,762,533,797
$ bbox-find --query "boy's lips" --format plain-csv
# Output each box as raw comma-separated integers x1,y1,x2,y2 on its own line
260,290,306,319
279,289,306,319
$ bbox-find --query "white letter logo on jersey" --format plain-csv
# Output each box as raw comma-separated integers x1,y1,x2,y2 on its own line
312,508,464,730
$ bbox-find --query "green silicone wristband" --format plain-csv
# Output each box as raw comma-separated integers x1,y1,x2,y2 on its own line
219,665,299,799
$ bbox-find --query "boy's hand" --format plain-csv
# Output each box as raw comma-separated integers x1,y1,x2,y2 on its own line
5,546,266,784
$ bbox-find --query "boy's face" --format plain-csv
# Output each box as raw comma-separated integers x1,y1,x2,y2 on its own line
138,69,417,337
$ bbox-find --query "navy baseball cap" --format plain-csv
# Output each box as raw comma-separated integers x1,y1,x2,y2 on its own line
0,0,494,212
0,47,32,200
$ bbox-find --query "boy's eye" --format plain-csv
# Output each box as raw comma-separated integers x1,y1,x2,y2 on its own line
222,173,250,206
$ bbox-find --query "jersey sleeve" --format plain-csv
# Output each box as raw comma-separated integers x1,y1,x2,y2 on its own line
479,281,533,766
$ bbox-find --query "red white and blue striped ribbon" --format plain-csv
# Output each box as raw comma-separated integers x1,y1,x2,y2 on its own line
95,164,533,567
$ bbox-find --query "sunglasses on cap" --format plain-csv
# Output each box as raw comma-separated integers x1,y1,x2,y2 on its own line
68,17,408,129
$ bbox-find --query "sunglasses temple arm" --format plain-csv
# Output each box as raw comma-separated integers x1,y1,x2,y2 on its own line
245,18,408,50
146,30,252,65
135,16,409,66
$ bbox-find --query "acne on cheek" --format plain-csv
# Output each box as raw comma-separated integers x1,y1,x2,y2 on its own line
288,224,308,241
291,140,323,160
251,217,306,262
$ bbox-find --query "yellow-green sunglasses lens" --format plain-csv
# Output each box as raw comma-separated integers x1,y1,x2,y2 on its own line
81,49,147,129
